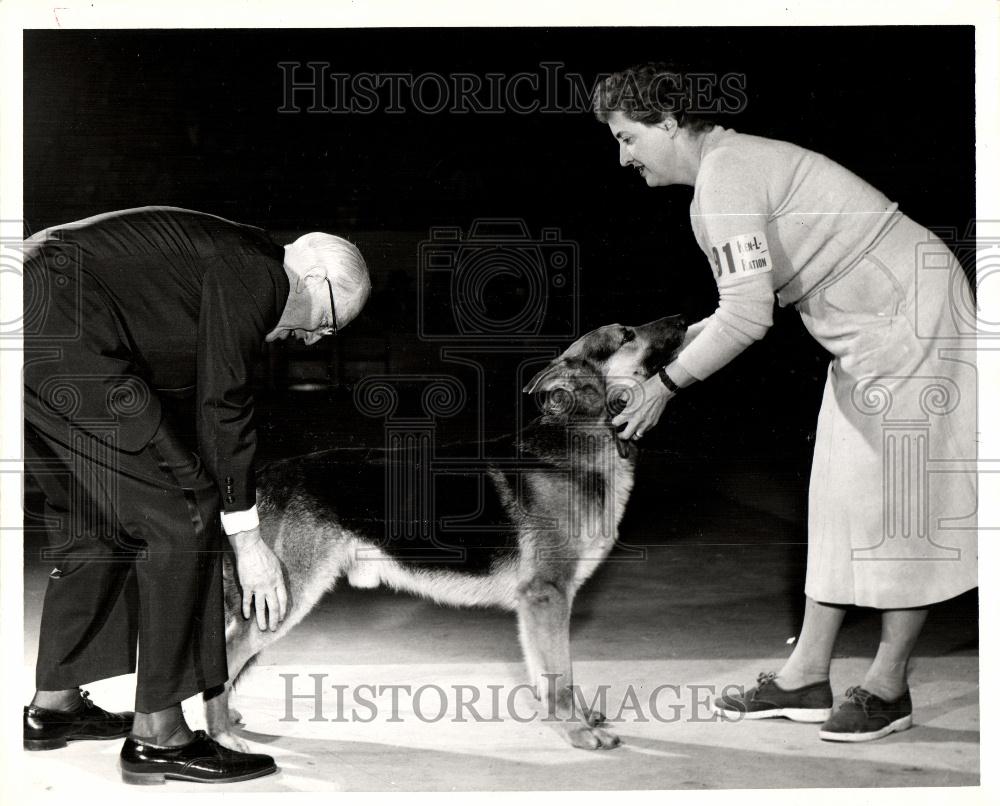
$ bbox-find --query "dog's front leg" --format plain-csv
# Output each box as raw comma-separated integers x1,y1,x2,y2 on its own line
516,577,620,750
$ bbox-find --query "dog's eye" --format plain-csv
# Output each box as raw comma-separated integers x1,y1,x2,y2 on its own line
622,328,636,344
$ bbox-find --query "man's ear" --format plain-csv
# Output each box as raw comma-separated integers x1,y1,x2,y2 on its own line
295,271,326,293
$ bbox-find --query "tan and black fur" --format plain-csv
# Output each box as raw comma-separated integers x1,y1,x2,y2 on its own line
206,316,686,751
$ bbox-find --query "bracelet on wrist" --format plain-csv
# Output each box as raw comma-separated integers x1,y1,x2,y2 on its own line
657,367,680,394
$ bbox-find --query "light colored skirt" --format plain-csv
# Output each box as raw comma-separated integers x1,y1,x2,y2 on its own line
796,214,978,608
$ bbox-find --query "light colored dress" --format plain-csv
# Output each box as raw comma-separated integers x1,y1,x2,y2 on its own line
677,127,977,608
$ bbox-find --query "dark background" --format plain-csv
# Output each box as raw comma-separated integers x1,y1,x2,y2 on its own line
22,26,977,469
22,26,978,660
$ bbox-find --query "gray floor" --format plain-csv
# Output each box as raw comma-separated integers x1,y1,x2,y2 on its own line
21,451,980,792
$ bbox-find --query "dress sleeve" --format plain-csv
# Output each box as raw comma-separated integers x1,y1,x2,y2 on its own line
196,254,280,512
676,147,776,380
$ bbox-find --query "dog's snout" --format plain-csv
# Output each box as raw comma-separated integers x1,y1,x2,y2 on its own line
637,315,687,340
634,316,688,376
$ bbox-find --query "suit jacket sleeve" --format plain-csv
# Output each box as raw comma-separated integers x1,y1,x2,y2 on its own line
197,254,283,512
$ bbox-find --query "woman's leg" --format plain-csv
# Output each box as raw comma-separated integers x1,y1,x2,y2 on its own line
817,607,925,741
776,596,847,688
860,608,928,699
713,595,841,719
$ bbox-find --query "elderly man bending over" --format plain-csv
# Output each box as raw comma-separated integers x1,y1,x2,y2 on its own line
22,206,370,784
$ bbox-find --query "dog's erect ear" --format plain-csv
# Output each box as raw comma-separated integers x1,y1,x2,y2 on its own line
524,359,603,417
523,360,574,416
523,360,565,395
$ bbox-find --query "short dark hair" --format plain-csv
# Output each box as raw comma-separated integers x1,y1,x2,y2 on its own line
593,62,717,132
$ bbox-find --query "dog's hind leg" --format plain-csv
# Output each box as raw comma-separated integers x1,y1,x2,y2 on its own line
516,576,619,750
204,554,253,751
204,684,244,752
205,617,272,752
206,605,303,751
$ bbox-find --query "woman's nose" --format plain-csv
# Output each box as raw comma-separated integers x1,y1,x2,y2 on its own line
619,140,630,167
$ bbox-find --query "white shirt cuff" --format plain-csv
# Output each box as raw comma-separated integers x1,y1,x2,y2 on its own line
220,505,260,535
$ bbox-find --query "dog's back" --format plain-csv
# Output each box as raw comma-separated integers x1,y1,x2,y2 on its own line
242,421,632,617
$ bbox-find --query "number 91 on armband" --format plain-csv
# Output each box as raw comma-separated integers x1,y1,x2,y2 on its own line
710,230,773,284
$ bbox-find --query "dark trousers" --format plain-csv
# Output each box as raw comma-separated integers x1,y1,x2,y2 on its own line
25,415,228,713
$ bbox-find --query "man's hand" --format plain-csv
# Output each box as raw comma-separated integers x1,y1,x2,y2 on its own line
227,527,287,631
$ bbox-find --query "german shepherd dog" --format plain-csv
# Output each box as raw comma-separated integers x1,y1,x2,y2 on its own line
206,316,687,751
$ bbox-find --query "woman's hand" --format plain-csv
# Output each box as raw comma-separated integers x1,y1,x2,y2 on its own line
228,527,288,631
610,374,675,441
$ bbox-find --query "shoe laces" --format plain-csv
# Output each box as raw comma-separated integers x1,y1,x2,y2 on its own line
844,686,875,714
751,671,778,700
75,689,97,713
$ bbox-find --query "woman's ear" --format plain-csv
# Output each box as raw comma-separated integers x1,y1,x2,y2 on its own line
656,114,679,137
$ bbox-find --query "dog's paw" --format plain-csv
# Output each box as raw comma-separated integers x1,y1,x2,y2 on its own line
209,729,250,754
566,724,621,750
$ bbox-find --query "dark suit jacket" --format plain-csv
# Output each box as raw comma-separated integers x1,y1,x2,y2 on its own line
23,206,290,512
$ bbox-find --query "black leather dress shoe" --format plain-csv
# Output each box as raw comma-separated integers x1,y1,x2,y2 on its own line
119,730,277,785
24,690,134,750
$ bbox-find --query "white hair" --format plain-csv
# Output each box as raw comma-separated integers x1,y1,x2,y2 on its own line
283,232,371,329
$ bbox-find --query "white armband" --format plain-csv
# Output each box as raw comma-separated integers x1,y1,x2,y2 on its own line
710,231,773,286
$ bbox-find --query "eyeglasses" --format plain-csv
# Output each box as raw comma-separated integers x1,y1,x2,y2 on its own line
325,278,339,337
